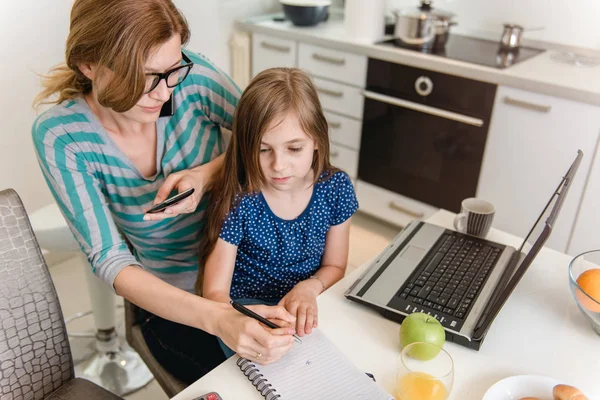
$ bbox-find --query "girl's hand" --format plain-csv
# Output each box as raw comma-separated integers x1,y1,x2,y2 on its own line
215,304,296,364
278,279,322,336
144,166,208,221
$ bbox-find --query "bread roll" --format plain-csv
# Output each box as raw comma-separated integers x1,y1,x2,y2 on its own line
519,397,541,400
553,384,585,400
571,395,588,400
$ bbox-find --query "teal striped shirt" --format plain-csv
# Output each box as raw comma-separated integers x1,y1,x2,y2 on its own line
32,50,241,292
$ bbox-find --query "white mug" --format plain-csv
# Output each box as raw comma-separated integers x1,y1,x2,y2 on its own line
453,198,495,238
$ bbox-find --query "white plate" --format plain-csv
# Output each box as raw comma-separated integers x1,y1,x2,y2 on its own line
482,375,563,400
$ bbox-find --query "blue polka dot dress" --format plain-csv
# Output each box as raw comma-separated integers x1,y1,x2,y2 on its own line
219,170,359,301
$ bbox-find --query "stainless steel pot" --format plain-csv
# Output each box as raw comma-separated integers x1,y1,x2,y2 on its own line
393,0,456,49
499,23,524,50
499,23,544,50
433,17,457,48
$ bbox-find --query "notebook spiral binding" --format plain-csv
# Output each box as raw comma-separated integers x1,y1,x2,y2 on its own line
237,357,282,400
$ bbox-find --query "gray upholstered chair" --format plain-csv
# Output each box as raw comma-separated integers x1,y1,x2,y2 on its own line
124,300,187,397
0,188,122,400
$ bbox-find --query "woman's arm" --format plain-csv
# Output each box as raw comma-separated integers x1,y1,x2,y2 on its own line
202,238,238,303
145,153,224,221
114,265,295,364
279,217,352,336
147,51,240,221
33,122,294,363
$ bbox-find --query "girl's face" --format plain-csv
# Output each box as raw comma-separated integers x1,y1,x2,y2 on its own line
259,111,317,192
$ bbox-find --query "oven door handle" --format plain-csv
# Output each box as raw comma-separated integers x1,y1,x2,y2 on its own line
362,90,484,128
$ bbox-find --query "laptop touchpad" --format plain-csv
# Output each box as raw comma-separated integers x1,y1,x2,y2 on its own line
402,246,427,262
360,245,427,305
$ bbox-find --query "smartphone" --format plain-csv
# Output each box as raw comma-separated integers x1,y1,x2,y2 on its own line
192,393,223,400
159,94,174,117
146,188,195,214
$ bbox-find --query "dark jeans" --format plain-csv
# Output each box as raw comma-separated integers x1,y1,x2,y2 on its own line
138,309,227,385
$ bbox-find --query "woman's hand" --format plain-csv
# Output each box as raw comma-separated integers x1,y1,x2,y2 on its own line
278,279,323,336
144,155,223,221
215,303,296,364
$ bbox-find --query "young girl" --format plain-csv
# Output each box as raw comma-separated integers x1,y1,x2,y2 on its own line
198,67,358,343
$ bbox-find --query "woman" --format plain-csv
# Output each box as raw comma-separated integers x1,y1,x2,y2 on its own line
32,0,295,384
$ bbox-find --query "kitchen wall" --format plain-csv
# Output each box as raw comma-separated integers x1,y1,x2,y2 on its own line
0,0,278,213
335,0,600,50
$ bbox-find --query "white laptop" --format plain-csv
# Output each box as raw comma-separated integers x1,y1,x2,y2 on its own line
345,150,583,350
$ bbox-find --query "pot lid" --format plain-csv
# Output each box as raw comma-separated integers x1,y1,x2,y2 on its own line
396,1,455,20
280,0,331,6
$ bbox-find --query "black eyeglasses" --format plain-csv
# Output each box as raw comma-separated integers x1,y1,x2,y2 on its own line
144,52,193,94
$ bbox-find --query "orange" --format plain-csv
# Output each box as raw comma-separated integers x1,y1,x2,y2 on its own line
576,268,600,312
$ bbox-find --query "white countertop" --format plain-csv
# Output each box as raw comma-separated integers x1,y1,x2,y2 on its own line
238,15,600,106
172,210,600,400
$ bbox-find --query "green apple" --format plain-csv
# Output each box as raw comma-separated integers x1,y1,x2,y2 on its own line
399,312,446,360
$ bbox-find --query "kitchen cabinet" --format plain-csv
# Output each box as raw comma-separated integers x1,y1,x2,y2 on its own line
311,77,364,119
356,180,439,228
251,33,297,76
323,111,362,150
477,85,600,253
298,43,367,87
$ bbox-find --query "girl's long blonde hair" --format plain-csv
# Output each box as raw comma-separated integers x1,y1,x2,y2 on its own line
195,67,337,295
34,0,190,112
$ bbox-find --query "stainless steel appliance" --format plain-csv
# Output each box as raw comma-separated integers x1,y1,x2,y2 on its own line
499,23,524,50
358,59,497,212
392,0,456,49
377,34,544,69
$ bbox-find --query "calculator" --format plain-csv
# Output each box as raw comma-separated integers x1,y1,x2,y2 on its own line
193,393,222,400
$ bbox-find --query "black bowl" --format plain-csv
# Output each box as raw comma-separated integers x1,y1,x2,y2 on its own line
281,2,330,27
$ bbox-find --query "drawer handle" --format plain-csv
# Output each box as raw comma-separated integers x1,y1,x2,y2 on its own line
330,151,340,158
503,96,552,113
329,121,341,129
388,201,425,218
362,90,484,127
312,53,346,65
260,41,291,53
317,87,344,98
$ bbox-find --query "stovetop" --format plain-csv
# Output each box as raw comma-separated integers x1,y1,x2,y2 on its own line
377,34,545,69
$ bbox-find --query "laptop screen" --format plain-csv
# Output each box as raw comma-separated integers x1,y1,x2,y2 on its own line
518,149,583,257
473,150,583,339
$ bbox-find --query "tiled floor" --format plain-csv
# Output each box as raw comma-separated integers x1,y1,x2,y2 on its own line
47,211,400,399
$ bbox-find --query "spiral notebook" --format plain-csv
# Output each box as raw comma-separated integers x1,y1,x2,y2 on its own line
236,330,393,400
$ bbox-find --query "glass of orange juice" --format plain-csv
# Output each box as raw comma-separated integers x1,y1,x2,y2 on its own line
396,342,454,400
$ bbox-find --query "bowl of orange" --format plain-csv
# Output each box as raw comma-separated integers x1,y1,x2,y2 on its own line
568,250,600,335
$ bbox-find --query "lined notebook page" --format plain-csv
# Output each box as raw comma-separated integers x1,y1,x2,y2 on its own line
250,330,393,400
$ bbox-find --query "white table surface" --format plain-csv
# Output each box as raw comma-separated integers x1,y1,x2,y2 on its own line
172,210,600,400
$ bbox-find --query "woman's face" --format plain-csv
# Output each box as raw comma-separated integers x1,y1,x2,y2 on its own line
129,34,183,123
89,34,183,124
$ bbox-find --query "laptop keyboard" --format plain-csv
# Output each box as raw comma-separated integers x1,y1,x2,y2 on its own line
393,234,502,330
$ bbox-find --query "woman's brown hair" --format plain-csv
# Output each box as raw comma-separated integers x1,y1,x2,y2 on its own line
34,0,190,112
195,67,337,294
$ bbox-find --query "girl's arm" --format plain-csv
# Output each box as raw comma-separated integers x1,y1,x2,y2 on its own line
279,217,352,336
202,238,239,303
312,216,352,289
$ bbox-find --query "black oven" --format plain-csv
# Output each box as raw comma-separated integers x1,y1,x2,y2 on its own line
358,59,497,212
